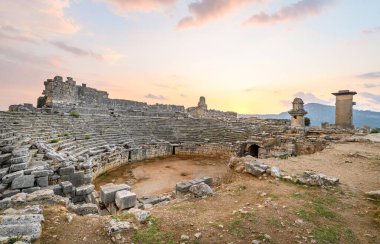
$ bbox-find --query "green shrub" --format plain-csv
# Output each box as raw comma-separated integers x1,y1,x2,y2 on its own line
84,135,90,140
69,111,80,118
371,128,379,134
50,138,60,143
304,117,311,126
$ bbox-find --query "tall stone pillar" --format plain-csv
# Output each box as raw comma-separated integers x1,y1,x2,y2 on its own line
332,90,357,129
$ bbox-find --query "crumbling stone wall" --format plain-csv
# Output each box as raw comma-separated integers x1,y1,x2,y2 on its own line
175,143,235,158
39,76,185,115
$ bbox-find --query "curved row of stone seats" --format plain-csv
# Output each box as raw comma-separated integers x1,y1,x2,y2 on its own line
1,112,257,149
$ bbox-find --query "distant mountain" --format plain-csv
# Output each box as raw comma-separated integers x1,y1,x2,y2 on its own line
241,103,380,128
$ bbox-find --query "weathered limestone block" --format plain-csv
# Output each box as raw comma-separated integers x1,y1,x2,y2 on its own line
189,183,213,197
75,184,95,196
60,181,73,194
8,156,29,165
12,149,29,157
115,190,136,210
9,163,27,173
45,151,66,163
25,189,54,202
1,189,20,199
106,219,132,235
59,166,75,175
48,185,63,196
366,190,380,199
270,166,282,178
297,171,339,187
2,171,24,184
22,187,41,194
245,162,268,176
176,176,213,193
31,170,49,177
36,176,48,187
69,203,99,215
100,184,131,204
11,175,35,189
0,154,11,164
0,168,9,180
176,181,192,193
0,146,14,154
0,205,43,242
60,171,85,187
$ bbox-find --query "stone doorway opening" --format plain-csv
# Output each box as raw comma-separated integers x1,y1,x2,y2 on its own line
172,146,177,155
248,144,260,158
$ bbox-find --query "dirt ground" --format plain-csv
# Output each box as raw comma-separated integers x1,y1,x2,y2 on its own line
93,156,229,196
39,140,380,244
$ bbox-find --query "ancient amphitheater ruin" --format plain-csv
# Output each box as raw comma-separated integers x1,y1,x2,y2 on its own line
1,76,379,243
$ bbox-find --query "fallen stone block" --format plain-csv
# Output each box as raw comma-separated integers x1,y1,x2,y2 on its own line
270,166,282,178
31,170,49,177
106,219,132,235
9,163,27,173
26,189,54,202
1,189,20,199
2,171,24,184
12,149,29,157
366,190,380,199
60,171,85,187
11,175,35,189
100,184,131,204
8,156,29,165
69,203,99,215
189,182,213,197
48,184,63,196
0,153,11,164
0,168,9,180
245,162,267,176
76,184,95,196
60,181,73,194
115,190,136,210
59,166,75,175
22,187,41,194
176,181,192,193
36,176,48,187
128,208,151,223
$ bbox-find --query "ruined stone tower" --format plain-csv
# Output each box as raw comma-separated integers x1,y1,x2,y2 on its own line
288,98,308,127
332,90,357,129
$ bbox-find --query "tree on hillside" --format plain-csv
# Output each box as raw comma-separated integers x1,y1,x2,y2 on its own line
304,117,311,126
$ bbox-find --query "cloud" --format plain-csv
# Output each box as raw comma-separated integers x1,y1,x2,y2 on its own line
0,26,38,44
363,26,380,34
50,42,123,62
0,46,64,68
293,92,333,104
361,92,380,104
0,0,79,39
357,72,380,79
145,94,167,100
363,83,380,88
50,41,103,60
101,0,176,12
178,0,263,29
243,0,334,26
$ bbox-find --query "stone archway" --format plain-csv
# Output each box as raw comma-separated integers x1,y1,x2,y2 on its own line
248,144,260,158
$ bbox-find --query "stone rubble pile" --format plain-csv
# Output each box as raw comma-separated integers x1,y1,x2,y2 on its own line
295,171,339,186
242,161,340,187
99,183,137,215
176,176,213,197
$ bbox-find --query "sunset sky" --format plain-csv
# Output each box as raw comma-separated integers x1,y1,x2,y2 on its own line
0,0,379,114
